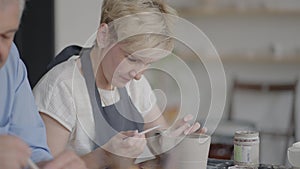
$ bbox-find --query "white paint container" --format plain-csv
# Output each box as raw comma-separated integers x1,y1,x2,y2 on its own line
234,130,259,168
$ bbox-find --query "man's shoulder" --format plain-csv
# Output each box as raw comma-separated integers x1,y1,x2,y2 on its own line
9,43,20,58
1,43,23,79
5,43,21,69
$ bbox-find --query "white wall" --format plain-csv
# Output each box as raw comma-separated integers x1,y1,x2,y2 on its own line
55,0,102,54
188,14,300,58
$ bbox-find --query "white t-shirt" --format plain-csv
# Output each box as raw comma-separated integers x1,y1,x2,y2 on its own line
33,56,156,156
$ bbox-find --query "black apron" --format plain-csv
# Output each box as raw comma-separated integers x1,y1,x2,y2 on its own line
80,48,144,146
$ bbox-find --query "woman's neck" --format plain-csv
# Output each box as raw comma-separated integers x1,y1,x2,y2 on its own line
90,47,113,90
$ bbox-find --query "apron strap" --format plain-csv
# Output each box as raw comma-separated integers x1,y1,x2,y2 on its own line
80,49,117,146
47,45,82,71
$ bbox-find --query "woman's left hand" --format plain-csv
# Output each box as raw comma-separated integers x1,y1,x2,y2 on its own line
166,114,206,137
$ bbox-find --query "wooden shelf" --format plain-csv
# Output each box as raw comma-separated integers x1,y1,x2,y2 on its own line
176,7,300,17
220,54,300,64
170,52,300,64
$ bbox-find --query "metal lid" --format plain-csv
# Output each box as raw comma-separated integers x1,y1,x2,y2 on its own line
234,130,259,139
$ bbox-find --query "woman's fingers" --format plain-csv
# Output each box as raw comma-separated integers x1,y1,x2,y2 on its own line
184,122,201,135
120,133,146,158
196,127,207,134
128,135,147,157
183,114,194,122
120,130,138,138
170,123,191,137
169,114,200,136
169,114,208,136
174,114,194,128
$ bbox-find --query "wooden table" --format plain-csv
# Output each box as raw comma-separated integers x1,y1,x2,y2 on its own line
130,158,288,169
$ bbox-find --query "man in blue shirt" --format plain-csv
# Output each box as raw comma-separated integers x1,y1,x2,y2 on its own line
0,0,86,168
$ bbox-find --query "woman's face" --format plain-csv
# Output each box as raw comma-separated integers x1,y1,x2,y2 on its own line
100,43,169,87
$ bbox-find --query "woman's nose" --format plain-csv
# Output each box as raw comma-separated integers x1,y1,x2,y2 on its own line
129,70,144,80
134,72,143,80
129,70,137,78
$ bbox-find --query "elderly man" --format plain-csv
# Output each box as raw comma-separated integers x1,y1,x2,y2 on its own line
0,0,87,168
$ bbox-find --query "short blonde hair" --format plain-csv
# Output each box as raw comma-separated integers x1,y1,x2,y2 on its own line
100,0,177,24
100,0,177,54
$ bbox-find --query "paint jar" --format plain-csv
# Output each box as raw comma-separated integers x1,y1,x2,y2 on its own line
234,131,259,168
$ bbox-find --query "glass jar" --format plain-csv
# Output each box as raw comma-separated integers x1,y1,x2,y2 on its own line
234,131,259,168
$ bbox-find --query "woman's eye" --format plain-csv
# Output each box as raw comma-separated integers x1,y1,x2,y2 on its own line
127,57,137,62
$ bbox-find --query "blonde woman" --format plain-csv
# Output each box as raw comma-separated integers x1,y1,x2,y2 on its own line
33,0,203,168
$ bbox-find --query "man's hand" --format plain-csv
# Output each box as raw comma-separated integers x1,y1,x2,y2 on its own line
0,135,31,169
40,151,87,169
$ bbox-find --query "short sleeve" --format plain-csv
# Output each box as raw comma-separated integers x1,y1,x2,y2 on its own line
33,70,76,132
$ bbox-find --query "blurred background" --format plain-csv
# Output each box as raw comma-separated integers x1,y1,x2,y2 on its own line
15,0,300,166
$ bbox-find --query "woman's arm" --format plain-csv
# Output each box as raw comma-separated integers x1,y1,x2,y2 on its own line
40,113,70,157
41,112,111,169
41,112,146,169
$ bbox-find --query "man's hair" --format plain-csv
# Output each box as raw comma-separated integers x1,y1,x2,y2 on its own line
19,0,25,14
0,0,25,18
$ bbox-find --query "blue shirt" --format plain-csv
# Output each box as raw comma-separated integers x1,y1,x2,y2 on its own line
0,43,52,162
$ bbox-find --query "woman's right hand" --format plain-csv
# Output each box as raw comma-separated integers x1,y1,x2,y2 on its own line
102,130,146,158
101,131,146,169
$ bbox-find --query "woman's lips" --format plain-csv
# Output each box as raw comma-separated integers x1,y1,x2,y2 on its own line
120,76,131,82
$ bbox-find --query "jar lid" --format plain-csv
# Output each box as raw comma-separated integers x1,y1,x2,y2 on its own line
234,130,259,138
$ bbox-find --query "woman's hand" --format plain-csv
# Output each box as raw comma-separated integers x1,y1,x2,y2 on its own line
102,130,147,158
165,114,206,137
100,131,146,169
147,114,207,155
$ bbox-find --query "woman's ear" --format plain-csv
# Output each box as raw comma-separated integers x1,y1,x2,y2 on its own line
96,23,109,48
